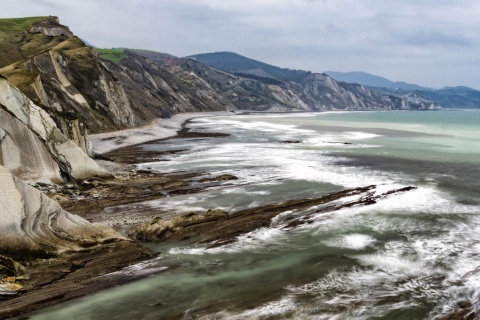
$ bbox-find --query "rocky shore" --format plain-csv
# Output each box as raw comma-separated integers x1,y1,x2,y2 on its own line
0,116,239,318
0,117,474,319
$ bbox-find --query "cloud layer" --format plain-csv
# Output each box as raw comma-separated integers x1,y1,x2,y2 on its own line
3,0,480,89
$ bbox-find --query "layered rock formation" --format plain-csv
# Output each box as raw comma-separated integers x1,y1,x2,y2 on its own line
0,18,128,288
0,76,109,183
134,50,438,111
0,164,122,258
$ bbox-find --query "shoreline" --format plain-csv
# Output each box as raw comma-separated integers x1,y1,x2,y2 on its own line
90,111,231,155
4,110,470,319
0,112,228,318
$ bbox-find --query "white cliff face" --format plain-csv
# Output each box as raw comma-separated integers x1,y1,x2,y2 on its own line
0,164,122,255
0,77,110,182
0,108,62,182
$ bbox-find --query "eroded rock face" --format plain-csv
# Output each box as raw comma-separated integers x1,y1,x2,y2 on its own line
0,164,122,258
29,17,74,38
0,76,110,182
138,52,440,112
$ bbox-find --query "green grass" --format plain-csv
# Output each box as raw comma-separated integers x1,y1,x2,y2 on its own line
0,17,47,31
95,48,127,63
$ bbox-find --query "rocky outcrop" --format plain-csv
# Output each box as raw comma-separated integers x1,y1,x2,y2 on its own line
0,76,109,182
0,38,144,135
29,16,74,37
0,164,122,259
128,185,417,246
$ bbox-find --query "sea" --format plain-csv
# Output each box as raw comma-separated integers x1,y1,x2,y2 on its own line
27,110,480,319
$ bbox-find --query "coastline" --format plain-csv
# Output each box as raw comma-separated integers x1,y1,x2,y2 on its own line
0,113,476,319
0,112,228,318
90,111,231,155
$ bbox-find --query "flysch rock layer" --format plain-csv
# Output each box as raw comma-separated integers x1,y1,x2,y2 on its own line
0,76,110,182
0,164,122,257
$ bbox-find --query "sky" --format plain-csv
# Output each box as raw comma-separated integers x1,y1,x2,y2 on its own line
3,0,480,89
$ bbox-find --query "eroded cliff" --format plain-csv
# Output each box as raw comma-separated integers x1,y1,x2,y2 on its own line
0,76,109,183
0,164,121,258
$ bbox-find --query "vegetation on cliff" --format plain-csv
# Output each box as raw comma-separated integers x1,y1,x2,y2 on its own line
96,48,127,63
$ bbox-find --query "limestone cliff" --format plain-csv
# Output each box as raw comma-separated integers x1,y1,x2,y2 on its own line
0,76,109,183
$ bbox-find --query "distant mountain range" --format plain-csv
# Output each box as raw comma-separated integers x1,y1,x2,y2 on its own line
325,71,480,109
325,71,429,91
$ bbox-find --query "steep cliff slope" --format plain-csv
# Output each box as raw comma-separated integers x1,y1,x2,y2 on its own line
0,17,147,293
100,50,234,117
0,75,109,183
137,50,438,111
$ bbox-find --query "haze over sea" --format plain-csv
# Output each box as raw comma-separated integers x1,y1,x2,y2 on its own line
29,110,480,319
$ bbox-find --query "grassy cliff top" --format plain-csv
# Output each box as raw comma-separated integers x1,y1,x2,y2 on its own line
0,16,49,31
95,48,127,63
0,16,70,68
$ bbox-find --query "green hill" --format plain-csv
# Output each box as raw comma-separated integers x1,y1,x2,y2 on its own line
0,16,46,31
187,51,310,83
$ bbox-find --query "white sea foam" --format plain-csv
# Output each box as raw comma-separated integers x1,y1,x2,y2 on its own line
230,297,297,319
220,187,271,196
199,118,316,135
169,224,303,256
344,131,381,140
200,297,299,320
323,234,377,250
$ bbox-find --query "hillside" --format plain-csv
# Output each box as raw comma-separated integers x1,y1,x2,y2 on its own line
326,70,480,108
187,51,311,83
0,16,73,68
137,50,437,111
325,71,429,90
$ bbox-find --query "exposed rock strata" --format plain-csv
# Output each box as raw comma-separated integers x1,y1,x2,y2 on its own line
0,76,109,182
0,164,121,258
127,185,417,246
138,51,439,112
0,241,156,319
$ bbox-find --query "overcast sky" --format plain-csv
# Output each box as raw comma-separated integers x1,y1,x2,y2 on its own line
3,0,479,89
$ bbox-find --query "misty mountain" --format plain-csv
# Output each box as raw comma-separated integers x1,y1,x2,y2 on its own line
325,71,429,90
186,51,310,83
326,71,480,108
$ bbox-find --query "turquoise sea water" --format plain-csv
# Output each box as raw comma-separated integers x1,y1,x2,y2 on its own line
27,110,480,319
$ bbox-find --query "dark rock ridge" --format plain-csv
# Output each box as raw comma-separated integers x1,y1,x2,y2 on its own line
0,241,155,319
128,185,417,246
